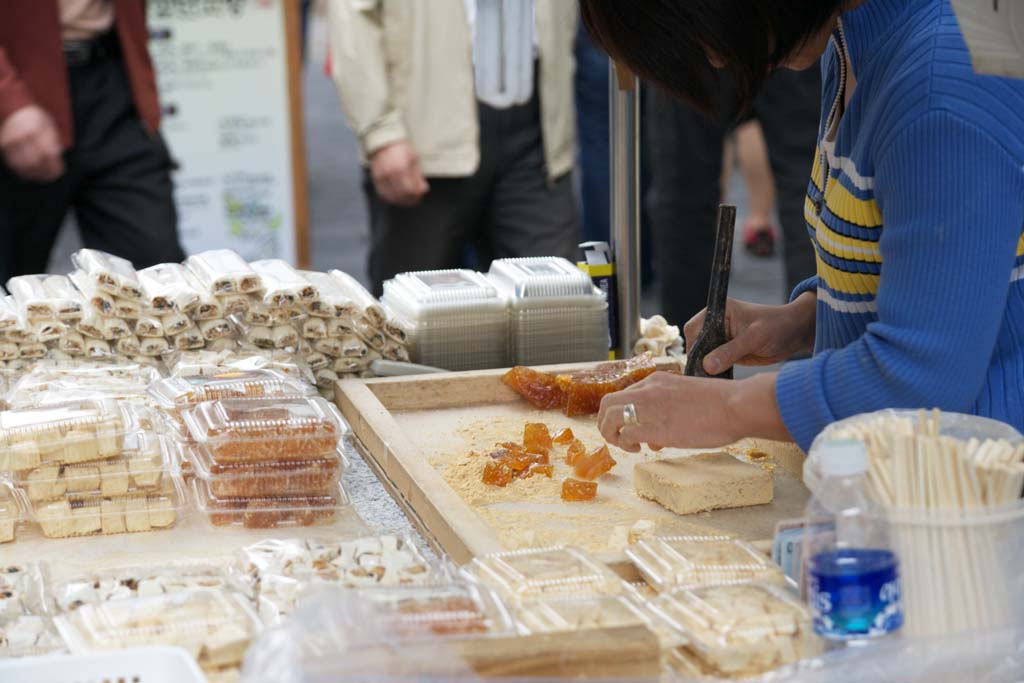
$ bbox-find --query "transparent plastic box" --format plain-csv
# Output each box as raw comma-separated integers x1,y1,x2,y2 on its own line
651,582,821,677
513,594,648,635
0,484,21,543
464,547,626,603
71,249,144,301
56,588,261,671
627,536,786,592
53,563,232,613
10,432,171,504
148,370,313,410
185,249,263,295
184,442,343,498
0,400,145,471
192,479,349,529
166,348,315,385
29,482,183,539
183,396,344,464
6,360,161,408
1,613,67,658
0,563,46,617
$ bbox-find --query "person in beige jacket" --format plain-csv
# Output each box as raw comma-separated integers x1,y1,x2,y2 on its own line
328,0,579,293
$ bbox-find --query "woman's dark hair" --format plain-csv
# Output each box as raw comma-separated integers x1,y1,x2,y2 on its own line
579,1,842,112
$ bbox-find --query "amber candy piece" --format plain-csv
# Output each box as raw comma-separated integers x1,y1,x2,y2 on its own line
523,423,553,454
552,427,574,445
561,478,598,501
523,463,554,479
507,450,549,472
573,444,617,481
555,354,658,417
566,439,586,466
482,460,515,487
502,367,566,410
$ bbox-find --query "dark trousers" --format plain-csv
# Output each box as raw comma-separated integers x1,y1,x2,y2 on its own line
365,89,579,296
646,68,821,327
0,39,184,284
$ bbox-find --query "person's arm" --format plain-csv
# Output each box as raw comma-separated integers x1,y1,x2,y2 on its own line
776,110,1024,449
0,47,64,181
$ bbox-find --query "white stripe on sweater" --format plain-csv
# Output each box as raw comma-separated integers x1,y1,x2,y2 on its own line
818,288,878,314
822,140,876,191
1012,265,1024,284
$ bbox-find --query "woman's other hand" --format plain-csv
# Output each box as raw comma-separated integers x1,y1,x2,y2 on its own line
684,293,817,376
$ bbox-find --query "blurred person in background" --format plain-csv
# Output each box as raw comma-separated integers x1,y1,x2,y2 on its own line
0,1,184,284
328,0,579,295
722,120,779,258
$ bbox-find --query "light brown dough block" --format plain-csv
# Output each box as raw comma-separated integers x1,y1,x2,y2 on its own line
634,452,773,515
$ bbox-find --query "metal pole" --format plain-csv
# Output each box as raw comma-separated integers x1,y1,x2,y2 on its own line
609,60,642,359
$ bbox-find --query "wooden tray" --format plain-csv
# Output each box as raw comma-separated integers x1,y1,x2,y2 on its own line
336,361,809,575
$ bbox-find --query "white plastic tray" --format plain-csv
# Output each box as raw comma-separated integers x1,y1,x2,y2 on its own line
0,646,205,683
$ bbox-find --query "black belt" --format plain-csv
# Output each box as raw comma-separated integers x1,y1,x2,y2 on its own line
63,33,120,67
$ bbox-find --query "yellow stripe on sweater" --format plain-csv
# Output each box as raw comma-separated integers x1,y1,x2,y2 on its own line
816,252,881,296
824,181,883,229
1017,233,1024,257
805,198,882,264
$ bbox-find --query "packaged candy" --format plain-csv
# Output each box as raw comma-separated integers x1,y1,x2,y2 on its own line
251,260,318,307
71,249,144,301
300,271,358,319
464,547,626,603
149,370,312,410
193,479,349,529
7,274,83,321
186,249,263,295
329,270,386,326
136,262,202,313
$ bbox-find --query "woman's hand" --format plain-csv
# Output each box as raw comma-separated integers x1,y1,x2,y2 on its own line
684,293,817,376
597,372,791,452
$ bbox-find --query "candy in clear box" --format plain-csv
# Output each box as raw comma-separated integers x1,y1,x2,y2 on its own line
183,396,344,464
6,274,83,321
71,249,144,301
53,562,232,613
0,484,21,543
0,399,147,471
513,594,649,635
464,547,626,603
0,563,47,616
651,582,821,677
250,260,318,307
56,588,261,671
627,535,786,591
186,249,263,295
148,370,313,410
183,442,343,498
31,484,182,539
192,479,349,530
136,262,202,313
166,348,314,385
0,613,67,658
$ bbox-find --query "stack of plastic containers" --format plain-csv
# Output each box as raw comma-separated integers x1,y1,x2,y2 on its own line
627,535,787,591
182,396,349,529
382,270,508,371
487,257,608,366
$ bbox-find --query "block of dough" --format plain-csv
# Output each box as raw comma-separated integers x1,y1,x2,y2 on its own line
633,452,773,515
101,498,126,535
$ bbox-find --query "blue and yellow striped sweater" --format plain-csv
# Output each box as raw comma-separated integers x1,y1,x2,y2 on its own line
776,0,1024,449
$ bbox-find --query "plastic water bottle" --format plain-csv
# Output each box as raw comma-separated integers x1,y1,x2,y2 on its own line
804,440,903,643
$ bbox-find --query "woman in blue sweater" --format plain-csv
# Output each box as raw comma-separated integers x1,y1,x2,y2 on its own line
585,0,1024,452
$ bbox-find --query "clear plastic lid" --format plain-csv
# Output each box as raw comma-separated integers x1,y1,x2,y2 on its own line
166,348,314,385
186,249,263,295
0,563,46,616
148,370,313,410
651,583,819,676
513,594,648,634
0,485,20,543
183,396,343,463
488,257,605,300
71,248,144,301
464,547,626,603
11,431,169,503
0,400,145,471
192,478,349,529
31,484,182,539
184,441,343,498
136,262,202,313
57,588,260,669
6,274,83,320
299,270,359,319
627,536,785,591
6,358,160,400
53,563,231,613
251,260,318,307
383,270,506,318
0,613,67,658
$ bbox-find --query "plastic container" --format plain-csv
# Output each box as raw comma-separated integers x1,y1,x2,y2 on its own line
56,588,261,671
183,396,344,464
185,249,263,295
6,274,83,321
0,613,67,658
627,535,786,592
0,563,46,617
28,481,183,539
71,248,144,301
0,647,206,683
9,432,170,504
0,483,21,543
463,547,626,603
513,594,649,634
184,441,343,498
6,360,161,408
0,399,146,471
166,348,315,385
148,370,313,410
53,563,232,613
651,582,821,678
192,478,349,529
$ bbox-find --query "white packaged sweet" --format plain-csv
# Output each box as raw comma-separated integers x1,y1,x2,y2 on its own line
329,270,385,325
29,318,66,342
0,342,17,361
17,343,46,360
161,311,192,336
1,614,66,657
138,336,170,358
136,262,202,313
0,563,46,615
71,249,144,301
84,338,111,358
0,296,18,331
134,316,164,338
187,272,226,320
70,269,117,317
53,563,231,613
174,328,207,351
7,274,83,321
111,297,143,319
354,317,385,350
199,319,233,341
219,293,251,316
186,249,263,295
251,260,318,307
114,335,141,356
299,271,358,319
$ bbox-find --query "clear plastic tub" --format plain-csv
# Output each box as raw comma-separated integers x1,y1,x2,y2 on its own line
0,614,67,658
192,478,349,529
71,249,144,301
166,348,314,385
6,274,83,321
627,536,786,592
0,563,46,616
0,400,145,471
463,547,626,603
183,396,344,464
0,484,21,543
53,563,232,613
56,588,261,671
10,432,170,503
30,484,183,539
148,370,313,410
184,442,343,498
5,360,160,408
513,594,648,634
185,249,263,295
488,257,598,300
651,582,821,677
